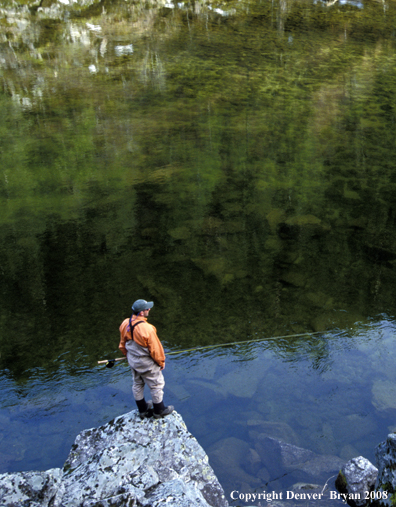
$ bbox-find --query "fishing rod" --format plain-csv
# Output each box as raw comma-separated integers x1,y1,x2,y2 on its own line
97,330,324,368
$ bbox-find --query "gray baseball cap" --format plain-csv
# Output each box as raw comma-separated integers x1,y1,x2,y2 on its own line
132,299,154,313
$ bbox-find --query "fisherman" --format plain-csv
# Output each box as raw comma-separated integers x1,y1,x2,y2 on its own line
119,299,174,419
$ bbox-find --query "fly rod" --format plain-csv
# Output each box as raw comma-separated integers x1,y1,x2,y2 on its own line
98,330,324,368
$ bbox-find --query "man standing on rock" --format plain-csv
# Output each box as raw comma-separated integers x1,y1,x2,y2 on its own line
119,299,174,419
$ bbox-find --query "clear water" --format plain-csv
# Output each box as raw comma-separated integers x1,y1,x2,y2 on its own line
2,319,396,505
2,0,396,504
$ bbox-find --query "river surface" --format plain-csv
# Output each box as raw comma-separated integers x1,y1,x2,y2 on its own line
2,0,396,504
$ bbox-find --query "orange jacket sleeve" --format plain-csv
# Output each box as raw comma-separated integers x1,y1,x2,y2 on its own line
118,319,130,356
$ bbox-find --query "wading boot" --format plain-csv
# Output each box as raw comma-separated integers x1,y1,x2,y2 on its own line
135,399,154,420
153,401,174,419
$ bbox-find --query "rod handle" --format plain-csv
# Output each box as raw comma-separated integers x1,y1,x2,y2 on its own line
97,357,126,364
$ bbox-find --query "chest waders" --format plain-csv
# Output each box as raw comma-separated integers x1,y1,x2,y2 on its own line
129,317,144,340
128,316,174,419
103,319,144,369
127,318,154,418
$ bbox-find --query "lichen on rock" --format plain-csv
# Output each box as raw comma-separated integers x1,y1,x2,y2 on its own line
0,410,228,507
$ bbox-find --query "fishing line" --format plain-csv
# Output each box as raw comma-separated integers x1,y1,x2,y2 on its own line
98,330,324,368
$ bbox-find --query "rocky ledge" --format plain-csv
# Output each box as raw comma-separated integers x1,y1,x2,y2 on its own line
0,410,229,507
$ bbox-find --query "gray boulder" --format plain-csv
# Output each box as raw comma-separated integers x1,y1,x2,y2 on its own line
371,433,396,506
375,433,396,488
0,410,228,507
255,435,344,478
0,468,64,507
335,456,378,507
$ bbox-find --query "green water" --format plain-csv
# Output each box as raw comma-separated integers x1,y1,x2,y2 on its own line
2,0,396,503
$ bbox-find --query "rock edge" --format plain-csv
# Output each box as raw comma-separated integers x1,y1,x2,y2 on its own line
0,410,229,507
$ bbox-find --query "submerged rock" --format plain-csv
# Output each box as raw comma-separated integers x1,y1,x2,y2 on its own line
372,380,396,411
255,435,344,479
246,419,300,446
277,214,330,240
217,362,269,398
0,410,228,507
208,437,262,488
279,270,306,287
266,208,287,234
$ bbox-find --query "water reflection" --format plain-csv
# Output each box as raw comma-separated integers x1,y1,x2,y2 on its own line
2,0,396,502
320,0,364,8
